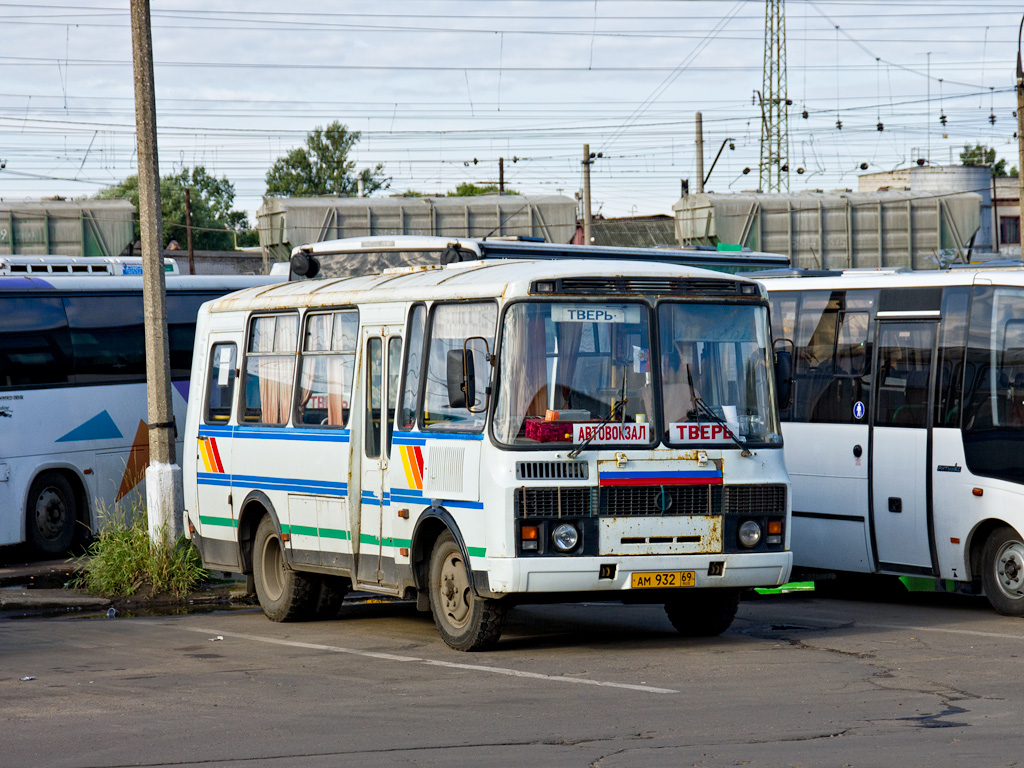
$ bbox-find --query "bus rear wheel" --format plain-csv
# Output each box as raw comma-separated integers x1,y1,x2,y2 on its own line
428,532,505,651
664,588,740,636
26,472,77,557
252,516,317,622
981,526,1024,616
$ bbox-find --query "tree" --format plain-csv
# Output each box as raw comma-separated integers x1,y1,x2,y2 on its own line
960,144,1017,177
264,122,389,197
447,182,519,196
96,165,257,249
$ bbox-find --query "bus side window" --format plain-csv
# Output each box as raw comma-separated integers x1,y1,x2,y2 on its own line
296,310,357,428
205,343,237,423
365,337,383,458
242,314,298,425
0,296,72,388
397,304,426,431
385,336,402,453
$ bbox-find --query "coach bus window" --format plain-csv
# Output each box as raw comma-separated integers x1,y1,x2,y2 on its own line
423,302,496,432
874,323,934,428
397,304,426,431
934,287,970,427
493,301,655,446
296,310,357,428
206,343,237,423
242,313,298,425
659,302,780,447
167,293,217,380
64,295,145,384
0,297,72,388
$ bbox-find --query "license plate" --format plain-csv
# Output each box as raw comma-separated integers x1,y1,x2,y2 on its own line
630,570,695,589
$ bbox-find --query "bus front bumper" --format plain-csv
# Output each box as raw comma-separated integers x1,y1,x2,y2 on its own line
477,551,793,597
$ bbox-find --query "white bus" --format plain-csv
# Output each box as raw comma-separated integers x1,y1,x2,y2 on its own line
1,254,180,276
0,271,278,557
760,266,1024,615
183,249,792,650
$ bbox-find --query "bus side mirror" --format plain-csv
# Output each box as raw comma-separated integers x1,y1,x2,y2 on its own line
774,343,793,410
289,251,320,280
446,348,476,409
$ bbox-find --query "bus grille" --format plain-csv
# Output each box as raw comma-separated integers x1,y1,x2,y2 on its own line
553,277,740,296
514,484,787,518
515,461,589,481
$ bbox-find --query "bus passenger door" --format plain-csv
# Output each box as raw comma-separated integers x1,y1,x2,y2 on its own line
355,328,401,588
870,320,937,573
195,340,237,531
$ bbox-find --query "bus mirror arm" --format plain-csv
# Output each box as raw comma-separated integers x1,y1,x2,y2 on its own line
773,339,794,410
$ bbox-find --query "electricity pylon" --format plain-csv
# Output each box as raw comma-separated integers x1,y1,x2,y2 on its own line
759,0,789,192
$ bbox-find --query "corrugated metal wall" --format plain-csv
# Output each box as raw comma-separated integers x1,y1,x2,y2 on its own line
674,191,982,270
0,200,135,258
257,195,578,262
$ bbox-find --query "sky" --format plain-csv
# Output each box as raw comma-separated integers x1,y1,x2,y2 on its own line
1,0,1022,230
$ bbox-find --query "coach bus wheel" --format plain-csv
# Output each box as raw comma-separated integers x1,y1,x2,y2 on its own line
252,516,317,622
26,472,77,556
428,531,505,651
981,526,1024,617
664,588,740,637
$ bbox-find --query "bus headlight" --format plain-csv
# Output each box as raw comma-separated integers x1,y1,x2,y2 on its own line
738,520,762,548
552,523,579,552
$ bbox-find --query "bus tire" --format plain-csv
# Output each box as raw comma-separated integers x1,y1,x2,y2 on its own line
428,531,505,651
25,472,78,557
664,588,740,637
981,526,1024,616
252,516,317,622
312,575,349,620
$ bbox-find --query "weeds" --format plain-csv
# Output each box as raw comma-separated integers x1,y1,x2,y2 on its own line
72,506,207,600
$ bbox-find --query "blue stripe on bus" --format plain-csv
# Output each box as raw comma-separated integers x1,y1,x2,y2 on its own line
198,425,351,443
392,431,485,445
198,472,348,497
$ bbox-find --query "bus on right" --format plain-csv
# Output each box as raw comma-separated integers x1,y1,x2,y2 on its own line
758,265,1024,615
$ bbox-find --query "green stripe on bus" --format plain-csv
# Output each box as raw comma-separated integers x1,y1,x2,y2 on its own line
467,546,486,557
199,515,237,528
283,524,318,537
320,528,350,541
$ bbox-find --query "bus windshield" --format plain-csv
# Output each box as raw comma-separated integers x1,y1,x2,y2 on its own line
659,303,781,447
493,301,656,446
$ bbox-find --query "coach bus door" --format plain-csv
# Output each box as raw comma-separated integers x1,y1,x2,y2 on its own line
870,320,937,573
355,327,401,589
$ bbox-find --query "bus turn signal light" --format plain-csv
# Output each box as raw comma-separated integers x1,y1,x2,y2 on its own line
767,521,783,535
973,488,984,497
521,525,539,551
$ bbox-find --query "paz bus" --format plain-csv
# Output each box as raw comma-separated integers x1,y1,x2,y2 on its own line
759,265,1024,615
183,244,793,650
0,268,278,557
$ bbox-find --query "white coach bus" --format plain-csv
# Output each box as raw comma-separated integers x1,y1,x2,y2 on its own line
0,270,277,557
183,248,793,650
760,266,1024,615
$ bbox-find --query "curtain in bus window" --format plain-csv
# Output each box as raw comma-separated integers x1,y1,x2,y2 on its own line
329,312,357,426
297,314,329,425
64,294,145,383
553,320,583,410
247,315,296,425
493,304,549,440
423,303,496,431
0,297,72,388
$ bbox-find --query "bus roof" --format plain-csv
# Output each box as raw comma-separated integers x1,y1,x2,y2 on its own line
755,266,1024,292
207,257,764,314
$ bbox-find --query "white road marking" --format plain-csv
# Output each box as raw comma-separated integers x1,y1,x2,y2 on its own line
188,627,679,694
859,622,1024,641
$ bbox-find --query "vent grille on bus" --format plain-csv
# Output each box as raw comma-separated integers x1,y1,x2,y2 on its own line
722,484,787,515
515,461,589,481
535,277,741,296
514,483,787,519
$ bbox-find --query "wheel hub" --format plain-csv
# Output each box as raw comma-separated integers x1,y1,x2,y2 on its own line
34,489,67,540
439,553,471,628
996,541,1024,597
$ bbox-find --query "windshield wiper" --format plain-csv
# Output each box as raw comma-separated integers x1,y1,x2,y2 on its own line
567,398,628,460
686,365,753,457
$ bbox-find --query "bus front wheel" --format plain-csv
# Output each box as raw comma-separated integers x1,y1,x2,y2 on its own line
664,588,740,636
981,526,1024,616
428,532,505,651
26,472,77,556
252,516,317,622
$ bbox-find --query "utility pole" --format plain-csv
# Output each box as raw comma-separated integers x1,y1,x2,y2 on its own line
695,112,705,194
582,144,593,244
1017,15,1024,247
185,187,195,275
130,0,182,543
499,157,505,194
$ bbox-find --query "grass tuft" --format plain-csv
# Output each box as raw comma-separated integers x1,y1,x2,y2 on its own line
72,505,207,600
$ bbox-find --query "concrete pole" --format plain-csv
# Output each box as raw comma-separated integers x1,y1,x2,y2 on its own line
695,112,705,194
1017,15,1024,250
583,144,593,244
130,0,183,544
499,157,505,194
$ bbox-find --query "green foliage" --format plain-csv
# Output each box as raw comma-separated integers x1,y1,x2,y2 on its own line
960,144,1016,177
265,121,390,197
72,508,206,599
447,182,519,196
96,165,256,249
